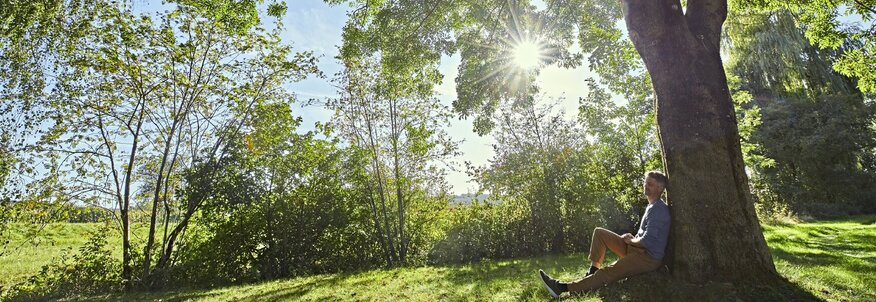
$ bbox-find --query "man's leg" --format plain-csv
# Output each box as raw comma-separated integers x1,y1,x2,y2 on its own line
589,227,628,268
567,246,661,293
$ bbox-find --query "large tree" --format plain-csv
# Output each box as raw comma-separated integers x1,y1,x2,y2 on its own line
620,0,775,282
333,0,778,283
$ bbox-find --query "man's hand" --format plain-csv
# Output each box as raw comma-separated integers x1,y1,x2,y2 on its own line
621,233,641,246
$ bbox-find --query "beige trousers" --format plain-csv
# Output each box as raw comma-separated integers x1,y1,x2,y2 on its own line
567,227,662,293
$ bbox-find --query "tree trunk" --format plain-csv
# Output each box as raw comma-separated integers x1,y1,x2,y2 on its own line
365,181,393,265
390,99,407,264
143,119,177,281
621,0,777,283
120,206,132,286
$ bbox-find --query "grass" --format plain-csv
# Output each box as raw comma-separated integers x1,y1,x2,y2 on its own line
762,215,876,302
2,216,874,301
0,223,112,286
0,222,147,287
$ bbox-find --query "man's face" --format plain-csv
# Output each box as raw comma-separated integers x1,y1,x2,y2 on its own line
644,176,664,197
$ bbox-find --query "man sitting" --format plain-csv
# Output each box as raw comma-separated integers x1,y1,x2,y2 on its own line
539,171,670,298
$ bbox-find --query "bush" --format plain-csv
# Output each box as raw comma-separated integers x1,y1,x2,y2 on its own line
428,201,521,264
428,196,623,264
168,183,427,288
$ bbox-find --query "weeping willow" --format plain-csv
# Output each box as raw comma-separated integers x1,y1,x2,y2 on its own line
724,9,876,216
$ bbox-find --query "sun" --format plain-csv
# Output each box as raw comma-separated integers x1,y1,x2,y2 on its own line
513,40,544,69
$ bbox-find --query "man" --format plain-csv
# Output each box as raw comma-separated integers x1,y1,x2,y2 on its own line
539,171,670,298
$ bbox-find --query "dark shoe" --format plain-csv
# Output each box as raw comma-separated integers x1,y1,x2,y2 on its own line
586,265,599,277
539,269,562,298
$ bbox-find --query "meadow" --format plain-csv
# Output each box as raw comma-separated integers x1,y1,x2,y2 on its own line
2,216,873,301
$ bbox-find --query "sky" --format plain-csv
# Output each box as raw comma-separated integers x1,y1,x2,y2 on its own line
130,0,594,195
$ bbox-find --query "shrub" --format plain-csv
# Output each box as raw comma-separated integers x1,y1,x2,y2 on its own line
428,196,620,264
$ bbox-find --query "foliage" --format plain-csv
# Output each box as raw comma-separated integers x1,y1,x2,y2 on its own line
467,98,587,254
165,104,381,287
749,94,876,216
332,0,660,262
443,91,660,261
333,0,634,134
5,0,876,296
725,8,876,217
323,53,457,266
6,0,320,286
0,0,106,256
735,0,876,94
430,195,605,264
578,79,662,220
1,0,99,191
1,225,122,301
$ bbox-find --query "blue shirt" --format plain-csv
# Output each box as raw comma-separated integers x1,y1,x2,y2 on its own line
634,199,670,260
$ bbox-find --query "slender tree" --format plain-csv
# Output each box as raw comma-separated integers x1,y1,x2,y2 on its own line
24,1,317,286
323,55,457,265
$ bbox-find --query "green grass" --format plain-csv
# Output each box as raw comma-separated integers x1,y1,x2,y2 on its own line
3,216,874,301
762,216,876,302
0,223,111,286
0,222,147,287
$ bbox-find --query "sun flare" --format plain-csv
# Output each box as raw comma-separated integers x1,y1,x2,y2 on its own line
513,40,543,69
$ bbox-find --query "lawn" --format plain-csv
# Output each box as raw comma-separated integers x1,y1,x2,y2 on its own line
762,216,876,301
0,222,146,287
0,223,114,286
2,216,874,301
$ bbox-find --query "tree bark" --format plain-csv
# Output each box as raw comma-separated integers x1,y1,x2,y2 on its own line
390,98,408,264
621,0,777,283
143,114,178,280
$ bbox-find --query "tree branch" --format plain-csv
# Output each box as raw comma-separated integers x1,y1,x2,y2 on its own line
403,0,446,41
685,0,727,52
621,0,686,45
853,0,876,16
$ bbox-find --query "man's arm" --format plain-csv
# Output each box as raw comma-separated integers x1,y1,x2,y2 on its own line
633,206,670,250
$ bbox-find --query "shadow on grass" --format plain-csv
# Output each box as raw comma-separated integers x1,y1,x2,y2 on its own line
72,253,836,302
433,252,826,301
768,239,876,301
414,250,827,301
75,274,343,302
583,270,822,302
69,215,874,301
